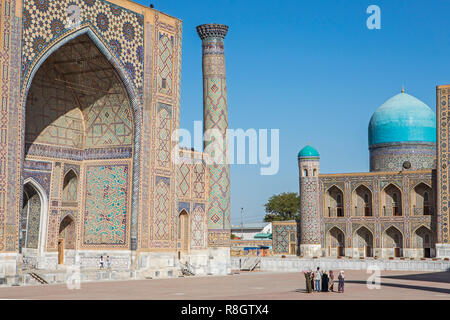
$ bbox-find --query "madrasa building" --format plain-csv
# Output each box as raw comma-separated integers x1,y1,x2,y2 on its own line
272,86,450,260
0,0,232,278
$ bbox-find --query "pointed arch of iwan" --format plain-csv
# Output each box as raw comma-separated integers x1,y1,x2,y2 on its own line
18,26,143,251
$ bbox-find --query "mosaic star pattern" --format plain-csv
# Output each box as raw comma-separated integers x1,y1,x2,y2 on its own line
22,0,144,93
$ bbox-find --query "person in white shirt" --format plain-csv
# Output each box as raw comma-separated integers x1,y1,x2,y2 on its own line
314,267,321,292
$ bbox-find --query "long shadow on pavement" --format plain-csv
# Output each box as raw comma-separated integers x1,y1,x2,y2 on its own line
380,271,450,284
345,280,450,295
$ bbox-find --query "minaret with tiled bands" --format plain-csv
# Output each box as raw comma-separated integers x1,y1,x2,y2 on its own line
298,145,322,257
196,24,231,246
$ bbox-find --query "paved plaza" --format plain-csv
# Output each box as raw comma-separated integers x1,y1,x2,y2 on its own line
0,270,448,300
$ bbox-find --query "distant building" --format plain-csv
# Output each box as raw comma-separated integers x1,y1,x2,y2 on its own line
231,222,271,240
273,87,450,259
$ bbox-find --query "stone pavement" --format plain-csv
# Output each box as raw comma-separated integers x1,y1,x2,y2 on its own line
0,270,448,300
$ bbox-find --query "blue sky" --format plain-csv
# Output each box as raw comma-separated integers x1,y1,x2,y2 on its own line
134,0,450,225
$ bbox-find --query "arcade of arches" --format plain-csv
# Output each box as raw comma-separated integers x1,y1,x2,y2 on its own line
275,175,438,258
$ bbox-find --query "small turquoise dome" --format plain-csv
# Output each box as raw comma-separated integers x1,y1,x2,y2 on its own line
368,91,436,146
298,145,320,158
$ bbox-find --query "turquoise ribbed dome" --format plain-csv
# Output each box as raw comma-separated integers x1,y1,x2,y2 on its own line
368,92,436,146
298,145,320,158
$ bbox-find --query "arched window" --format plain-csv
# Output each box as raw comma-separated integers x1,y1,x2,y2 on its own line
62,170,78,202
327,186,344,217
304,169,308,177
313,169,317,176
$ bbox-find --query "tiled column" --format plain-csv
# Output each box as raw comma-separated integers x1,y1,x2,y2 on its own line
196,24,231,246
298,156,322,257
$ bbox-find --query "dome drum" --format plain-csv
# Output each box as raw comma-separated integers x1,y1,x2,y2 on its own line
369,141,436,172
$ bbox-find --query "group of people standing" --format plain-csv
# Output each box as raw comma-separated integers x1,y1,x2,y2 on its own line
303,267,345,293
99,255,111,270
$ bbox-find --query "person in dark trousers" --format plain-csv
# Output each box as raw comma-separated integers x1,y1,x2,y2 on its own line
99,255,104,269
321,271,329,292
338,270,345,293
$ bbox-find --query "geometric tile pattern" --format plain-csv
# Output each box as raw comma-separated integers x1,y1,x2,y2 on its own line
83,164,129,246
207,229,230,247
153,176,170,241
197,26,231,232
273,223,296,253
1,0,23,252
437,85,450,244
146,13,182,251
299,158,321,245
25,33,134,150
156,104,171,168
193,162,206,199
157,32,173,95
190,203,206,249
21,0,144,93
25,85,84,148
46,209,60,250
22,185,41,249
370,142,436,172
83,88,133,148
176,162,190,198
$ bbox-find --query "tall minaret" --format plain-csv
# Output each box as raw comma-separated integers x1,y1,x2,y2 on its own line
196,24,231,253
298,145,322,257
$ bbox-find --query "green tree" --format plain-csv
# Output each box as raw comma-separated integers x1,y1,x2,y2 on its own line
264,192,300,222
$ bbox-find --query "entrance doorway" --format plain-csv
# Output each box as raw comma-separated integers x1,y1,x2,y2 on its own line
384,226,403,258
20,181,48,263
288,232,296,255
354,227,374,258
365,246,372,257
20,183,43,253
58,215,75,265
289,243,296,255
178,210,189,259
328,227,345,257
58,239,64,264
